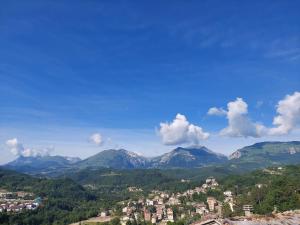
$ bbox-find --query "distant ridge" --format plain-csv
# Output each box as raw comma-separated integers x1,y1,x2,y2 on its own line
4,155,81,174
228,141,300,168
4,141,300,173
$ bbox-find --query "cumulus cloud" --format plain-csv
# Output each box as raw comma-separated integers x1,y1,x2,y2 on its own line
209,92,300,138
207,107,227,116
159,113,209,145
89,133,103,146
269,91,300,135
6,138,53,157
214,98,266,138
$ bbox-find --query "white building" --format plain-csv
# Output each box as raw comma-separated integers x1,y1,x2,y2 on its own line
223,191,232,197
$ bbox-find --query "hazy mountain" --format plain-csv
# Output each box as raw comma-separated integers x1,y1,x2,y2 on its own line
150,146,228,168
229,141,300,168
75,149,150,169
5,142,300,173
4,155,81,174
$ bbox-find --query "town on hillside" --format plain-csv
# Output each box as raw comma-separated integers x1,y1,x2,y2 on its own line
74,175,295,225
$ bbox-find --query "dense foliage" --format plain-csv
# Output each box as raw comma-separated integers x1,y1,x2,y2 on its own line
220,165,300,216
63,166,240,194
0,169,121,225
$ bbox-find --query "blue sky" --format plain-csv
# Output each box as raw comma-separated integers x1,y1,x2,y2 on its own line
1,1,300,164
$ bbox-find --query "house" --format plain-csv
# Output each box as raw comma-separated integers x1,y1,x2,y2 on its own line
223,191,232,197
195,203,207,215
156,205,164,220
157,198,164,205
0,204,8,210
128,187,143,192
100,211,109,217
122,206,128,213
134,212,140,220
205,177,219,188
144,209,151,221
167,208,174,222
151,213,157,224
206,177,215,184
16,191,32,198
255,184,265,189
168,197,180,205
121,216,130,225
146,199,155,206
216,202,223,217
243,205,253,217
207,197,217,211
26,204,34,210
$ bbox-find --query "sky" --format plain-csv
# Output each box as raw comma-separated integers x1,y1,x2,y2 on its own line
1,0,300,164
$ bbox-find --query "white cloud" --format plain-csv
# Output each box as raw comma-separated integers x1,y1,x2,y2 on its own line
269,91,300,135
6,138,24,156
89,133,103,146
5,138,53,157
159,113,209,145
21,147,54,157
219,98,266,138
207,107,227,116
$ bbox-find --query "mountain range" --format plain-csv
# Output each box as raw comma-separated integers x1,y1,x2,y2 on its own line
3,141,300,174
4,155,81,174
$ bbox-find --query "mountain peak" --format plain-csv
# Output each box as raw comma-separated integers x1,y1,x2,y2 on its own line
151,146,227,168
76,148,149,169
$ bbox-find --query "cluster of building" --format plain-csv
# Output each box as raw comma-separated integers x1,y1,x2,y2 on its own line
100,177,237,225
0,189,40,213
116,192,176,225
128,187,143,192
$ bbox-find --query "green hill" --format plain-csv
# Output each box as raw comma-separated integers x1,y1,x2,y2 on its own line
229,141,300,169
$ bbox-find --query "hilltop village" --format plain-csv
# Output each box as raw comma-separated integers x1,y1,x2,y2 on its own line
76,172,298,225
116,177,229,225
81,177,238,225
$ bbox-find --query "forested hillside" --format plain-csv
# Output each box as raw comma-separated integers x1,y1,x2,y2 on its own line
0,169,121,225
2,164,300,224
220,165,300,217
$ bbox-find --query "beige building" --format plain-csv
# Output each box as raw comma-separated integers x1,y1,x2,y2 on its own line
207,197,217,211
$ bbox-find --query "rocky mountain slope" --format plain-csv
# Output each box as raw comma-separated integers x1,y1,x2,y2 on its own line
150,146,227,168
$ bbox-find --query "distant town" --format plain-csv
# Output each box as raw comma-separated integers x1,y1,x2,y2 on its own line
0,189,41,214
118,177,227,225
71,173,300,225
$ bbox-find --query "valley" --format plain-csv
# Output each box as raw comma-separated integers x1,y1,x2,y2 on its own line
0,142,300,225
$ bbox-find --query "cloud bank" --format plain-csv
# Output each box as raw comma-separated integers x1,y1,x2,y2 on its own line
6,138,53,157
159,113,209,145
